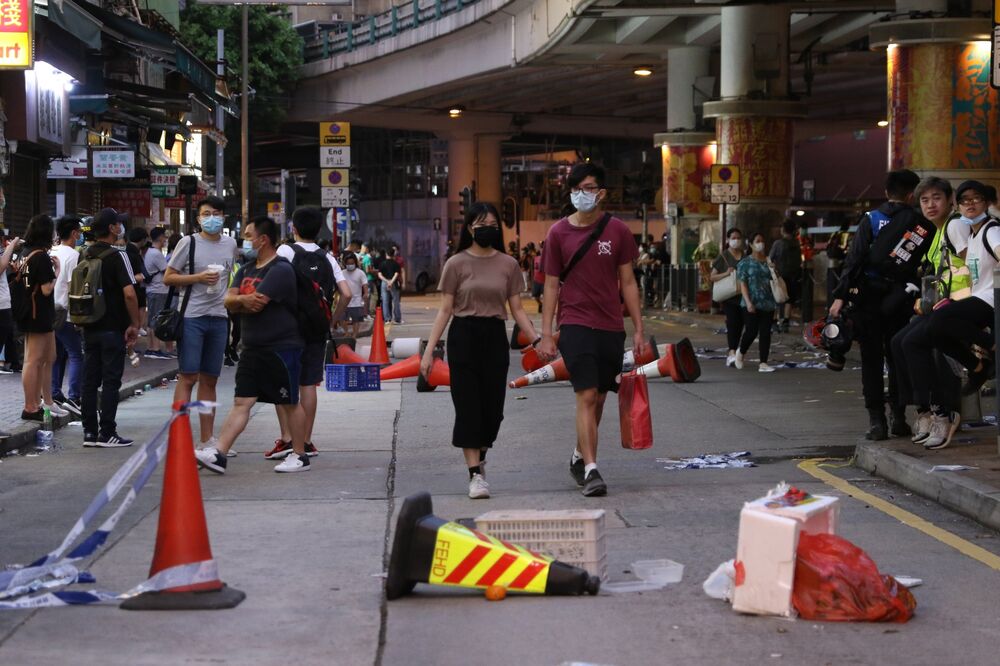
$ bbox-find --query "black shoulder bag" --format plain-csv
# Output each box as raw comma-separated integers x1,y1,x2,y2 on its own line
559,213,612,283
153,236,196,342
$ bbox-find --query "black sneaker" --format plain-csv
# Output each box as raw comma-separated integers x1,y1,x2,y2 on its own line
304,442,320,457
569,457,586,486
83,433,99,446
864,409,888,441
888,410,912,438
582,469,608,497
60,398,82,416
194,447,227,474
86,433,133,448
21,408,44,422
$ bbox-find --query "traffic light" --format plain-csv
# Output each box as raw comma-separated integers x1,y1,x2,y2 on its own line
459,186,473,218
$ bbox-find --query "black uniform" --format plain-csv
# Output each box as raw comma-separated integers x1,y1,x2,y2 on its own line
832,201,934,435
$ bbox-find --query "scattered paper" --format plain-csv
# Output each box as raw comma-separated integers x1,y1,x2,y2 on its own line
658,451,754,470
928,465,979,473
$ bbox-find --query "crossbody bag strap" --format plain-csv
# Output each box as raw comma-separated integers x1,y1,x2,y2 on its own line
559,213,612,283
177,235,196,316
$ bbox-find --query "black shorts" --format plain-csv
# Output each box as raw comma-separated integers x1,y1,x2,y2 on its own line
531,281,544,298
299,342,325,386
235,347,301,404
558,324,626,394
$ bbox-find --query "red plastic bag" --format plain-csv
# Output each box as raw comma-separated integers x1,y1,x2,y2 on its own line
619,372,653,450
792,532,916,623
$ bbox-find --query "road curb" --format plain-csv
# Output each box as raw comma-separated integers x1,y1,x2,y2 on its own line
855,442,1000,531
0,367,178,456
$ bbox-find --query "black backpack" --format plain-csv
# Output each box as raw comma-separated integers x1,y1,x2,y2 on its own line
291,245,335,303
283,253,333,344
9,250,44,324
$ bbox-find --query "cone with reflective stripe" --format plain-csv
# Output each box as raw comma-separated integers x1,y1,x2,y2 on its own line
381,354,421,381
637,337,701,383
121,403,245,610
509,357,570,388
621,336,659,372
386,492,599,600
416,350,451,392
369,309,390,365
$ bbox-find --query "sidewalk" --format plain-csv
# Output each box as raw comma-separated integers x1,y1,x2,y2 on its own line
0,344,179,456
654,305,1000,531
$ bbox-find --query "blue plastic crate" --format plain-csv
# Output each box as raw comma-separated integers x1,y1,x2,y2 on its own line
325,363,381,391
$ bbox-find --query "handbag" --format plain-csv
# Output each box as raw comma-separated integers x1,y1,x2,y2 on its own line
153,236,195,342
712,271,739,302
768,260,789,304
619,371,653,450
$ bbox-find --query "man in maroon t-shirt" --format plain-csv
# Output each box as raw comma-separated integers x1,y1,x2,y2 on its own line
537,163,648,497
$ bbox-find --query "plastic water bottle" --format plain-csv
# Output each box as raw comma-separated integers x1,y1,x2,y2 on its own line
129,350,140,368
43,405,52,430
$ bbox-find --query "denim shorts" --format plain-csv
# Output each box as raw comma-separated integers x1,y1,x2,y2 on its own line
146,292,168,329
178,316,228,376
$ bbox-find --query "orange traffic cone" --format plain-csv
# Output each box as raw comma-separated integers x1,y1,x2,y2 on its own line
369,309,390,365
637,338,701,383
520,346,546,373
381,354,421,381
417,350,451,392
121,403,244,610
509,357,570,388
333,343,368,365
621,336,659,372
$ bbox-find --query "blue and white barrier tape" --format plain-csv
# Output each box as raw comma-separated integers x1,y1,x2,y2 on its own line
0,402,220,609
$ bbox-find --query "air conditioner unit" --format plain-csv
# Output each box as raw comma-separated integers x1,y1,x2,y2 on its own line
332,12,344,21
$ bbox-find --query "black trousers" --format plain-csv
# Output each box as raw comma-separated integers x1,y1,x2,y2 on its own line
856,299,911,411
739,309,773,363
82,328,126,437
447,316,509,449
721,300,745,351
925,297,994,370
892,315,960,411
0,309,20,370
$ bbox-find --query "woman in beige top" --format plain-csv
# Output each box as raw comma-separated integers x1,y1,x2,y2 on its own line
422,202,540,499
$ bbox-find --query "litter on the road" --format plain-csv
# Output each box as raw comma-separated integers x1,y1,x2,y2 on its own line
702,559,736,601
777,361,828,370
602,559,684,594
893,576,923,588
658,451,754,470
928,465,979,473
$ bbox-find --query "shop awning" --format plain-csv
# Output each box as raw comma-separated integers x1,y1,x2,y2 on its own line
146,141,181,167
36,0,103,50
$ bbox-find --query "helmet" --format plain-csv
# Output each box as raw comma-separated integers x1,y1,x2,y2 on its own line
821,317,852,371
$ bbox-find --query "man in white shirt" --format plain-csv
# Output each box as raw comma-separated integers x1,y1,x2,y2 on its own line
50,216,83,415
266,206,351,460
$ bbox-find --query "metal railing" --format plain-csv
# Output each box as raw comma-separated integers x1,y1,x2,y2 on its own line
303,0,483,62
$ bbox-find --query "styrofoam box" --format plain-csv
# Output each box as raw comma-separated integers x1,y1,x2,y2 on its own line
731,494,839,617
475,509,607,580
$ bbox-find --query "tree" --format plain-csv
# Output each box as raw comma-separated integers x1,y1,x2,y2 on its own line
179,3,304,199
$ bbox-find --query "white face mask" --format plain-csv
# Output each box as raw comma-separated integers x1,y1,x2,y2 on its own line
728,238,742,250
570,189,599,213
752,241,765,253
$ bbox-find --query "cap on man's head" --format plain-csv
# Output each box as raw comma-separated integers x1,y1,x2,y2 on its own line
956,180,990,202
92,208,120,237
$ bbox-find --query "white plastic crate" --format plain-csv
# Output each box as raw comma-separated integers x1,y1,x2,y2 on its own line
475,509,607,580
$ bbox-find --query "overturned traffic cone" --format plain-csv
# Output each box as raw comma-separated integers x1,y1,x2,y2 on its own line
381,354,421,381
332,343,368,365
509,357,570,388
621,336,659,372
637,337,701,383
121,403,245,610
416,350,450,392
386,492,600,600
369,309,390,365
520,346,546,373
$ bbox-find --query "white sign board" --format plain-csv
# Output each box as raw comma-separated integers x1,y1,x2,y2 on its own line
321,186,350,208
993,25,1000,89
91,148,136,179
320,146,351,168
710,183,740,204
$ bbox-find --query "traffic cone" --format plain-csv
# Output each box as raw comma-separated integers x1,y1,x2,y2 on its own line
416,351,451,392
332,343,367,365
121,403,245,610
637,337,701,383
386,492,600,600
510,323,530,349
381,354,421,381
509,357,570,388
325,337,354,364
621,336,659,372
369,309,390,365
520,346,546,373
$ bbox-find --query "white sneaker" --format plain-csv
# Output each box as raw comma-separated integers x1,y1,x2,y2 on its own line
726,352,736,368
912,412,933,443
194,446,227,474
44,402,69,417
923,412,960,450
758,362,775,373
139,328,148,337
734,351,744,369
203,436,235,457
275,452,311,473
468,473,490,499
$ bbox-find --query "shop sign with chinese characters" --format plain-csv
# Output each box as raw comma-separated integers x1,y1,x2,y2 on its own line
0,0,32,70
151,167,179,198
90,147,136,179
103,188,152,218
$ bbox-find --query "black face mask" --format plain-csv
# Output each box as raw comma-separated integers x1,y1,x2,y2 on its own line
472,226,501,248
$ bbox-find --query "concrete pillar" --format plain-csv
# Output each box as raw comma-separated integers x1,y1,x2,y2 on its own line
870,13,1000,188
447,132,475,220
443,131,505,244
703,3,805,238
475,135,503,208
667,46,711,132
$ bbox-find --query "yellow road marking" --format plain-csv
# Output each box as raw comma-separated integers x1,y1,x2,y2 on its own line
798,458,1000,571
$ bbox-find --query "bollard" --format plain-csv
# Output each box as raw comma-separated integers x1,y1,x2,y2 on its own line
800,261,814,324
994,268,1000,455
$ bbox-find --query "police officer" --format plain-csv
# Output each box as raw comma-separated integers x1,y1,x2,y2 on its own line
829,169,933,441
